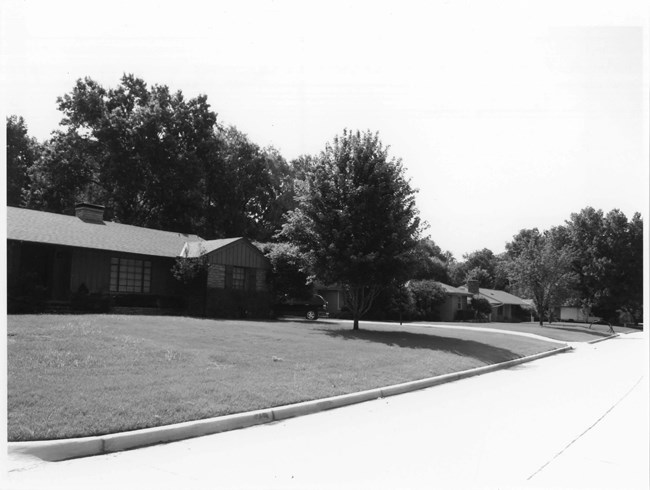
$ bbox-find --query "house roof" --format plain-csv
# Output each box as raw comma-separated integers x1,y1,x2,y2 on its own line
179,238,244,258
7,206,204,258
457,285,530,307
436,282,473,296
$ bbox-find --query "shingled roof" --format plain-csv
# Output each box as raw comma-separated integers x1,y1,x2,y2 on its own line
457,285,530,307
7,206,204,258
435,282,473,296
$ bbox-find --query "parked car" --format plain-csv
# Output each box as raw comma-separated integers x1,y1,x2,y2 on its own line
273,294,328,320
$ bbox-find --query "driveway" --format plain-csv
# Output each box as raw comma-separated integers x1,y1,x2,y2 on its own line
5,332,647,489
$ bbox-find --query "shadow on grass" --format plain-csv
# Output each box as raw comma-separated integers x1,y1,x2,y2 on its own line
317,327,529,365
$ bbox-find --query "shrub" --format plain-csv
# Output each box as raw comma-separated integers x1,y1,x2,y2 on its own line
469,297,492,321
409,280,447,321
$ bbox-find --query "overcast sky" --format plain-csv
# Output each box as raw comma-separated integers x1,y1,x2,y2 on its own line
2,0,648,259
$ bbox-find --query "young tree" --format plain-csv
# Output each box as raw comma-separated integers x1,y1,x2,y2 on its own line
279,129,421,330
507,228,577,325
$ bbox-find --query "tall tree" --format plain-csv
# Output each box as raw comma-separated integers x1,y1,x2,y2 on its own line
410,238,453,283
280,129,421,330
25,75,294,241
449,248,505,289
566,207,643,323
6,116,40,206
25,129,101,213
507,227,578,325
214,128,293,240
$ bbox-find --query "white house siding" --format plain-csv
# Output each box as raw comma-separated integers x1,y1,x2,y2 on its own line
560,306,601,323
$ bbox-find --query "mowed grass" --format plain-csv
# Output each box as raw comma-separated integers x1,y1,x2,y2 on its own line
7,315,565,441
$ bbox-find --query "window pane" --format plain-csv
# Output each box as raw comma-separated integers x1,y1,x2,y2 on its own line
232,267,245,290
112,257,147,293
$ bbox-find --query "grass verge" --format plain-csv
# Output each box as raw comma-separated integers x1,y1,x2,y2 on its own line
415,321,637,342
8,314,565,441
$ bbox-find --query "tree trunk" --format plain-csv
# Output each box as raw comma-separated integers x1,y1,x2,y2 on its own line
353,316,360,330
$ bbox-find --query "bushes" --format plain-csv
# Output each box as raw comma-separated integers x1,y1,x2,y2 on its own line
409,280,447,321
469,297,492,321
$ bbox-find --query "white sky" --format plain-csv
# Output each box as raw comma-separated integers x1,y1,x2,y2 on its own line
1,0,648,259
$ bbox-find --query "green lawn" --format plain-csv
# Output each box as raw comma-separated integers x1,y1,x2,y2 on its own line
8,314,565,441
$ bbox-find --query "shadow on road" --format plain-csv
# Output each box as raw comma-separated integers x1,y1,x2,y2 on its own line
317,327,527,365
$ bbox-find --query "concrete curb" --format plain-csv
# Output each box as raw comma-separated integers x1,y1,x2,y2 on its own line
587,333,619,344
8,344,573,463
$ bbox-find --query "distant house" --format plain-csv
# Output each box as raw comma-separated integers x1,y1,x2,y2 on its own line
7,204,271,317
315,283,346,317
552,305,601,324
458,281,531,322
435,282,473,322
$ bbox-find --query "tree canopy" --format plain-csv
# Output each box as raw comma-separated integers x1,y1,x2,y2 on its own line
506,227,578,325
565,207,643,323
280,129,422,329
19,75,293,241
6,115,40,206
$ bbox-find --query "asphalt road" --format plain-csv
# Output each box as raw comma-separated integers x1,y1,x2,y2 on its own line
4,331,647,490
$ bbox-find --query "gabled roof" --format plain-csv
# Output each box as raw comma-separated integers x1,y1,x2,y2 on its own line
457,285,530,307
436,282,473,296
7,206,204,258
179,238,244,258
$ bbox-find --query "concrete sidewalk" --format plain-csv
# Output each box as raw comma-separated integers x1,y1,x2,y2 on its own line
4,331,646,489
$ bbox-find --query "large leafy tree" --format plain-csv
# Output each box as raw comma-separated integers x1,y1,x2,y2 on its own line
6,115,40,206
565,207,643,323
25,129,101,213
280,129,421,330
213,128,293,240
410,238,453,283
23,75,293,241
507,227,578,325
49,75,217,232
448,247,509,289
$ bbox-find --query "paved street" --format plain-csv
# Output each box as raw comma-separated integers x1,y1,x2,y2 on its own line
5,331,647,489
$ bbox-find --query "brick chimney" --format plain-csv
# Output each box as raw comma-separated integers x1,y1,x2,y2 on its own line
75,203,105,224
467,279,480,295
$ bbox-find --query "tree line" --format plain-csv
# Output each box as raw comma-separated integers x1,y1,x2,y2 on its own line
6,75,643,327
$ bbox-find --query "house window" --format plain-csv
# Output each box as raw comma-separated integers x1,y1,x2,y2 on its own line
232,267,245,290
110,258,151,293
457,297,462,309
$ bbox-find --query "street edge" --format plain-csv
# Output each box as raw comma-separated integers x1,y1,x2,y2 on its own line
8,344,573,464
587,333,619,344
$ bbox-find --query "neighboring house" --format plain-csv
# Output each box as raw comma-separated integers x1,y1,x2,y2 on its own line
180,238,271,317
7,204,271,317
315,283,346,317
552,305,601,323
435,282,473,322
458,281,531,322
316,281,473,321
